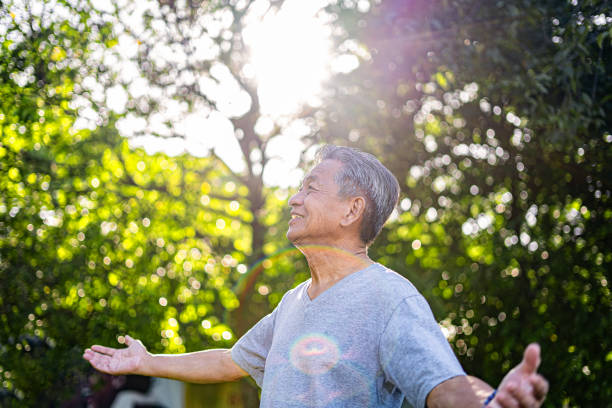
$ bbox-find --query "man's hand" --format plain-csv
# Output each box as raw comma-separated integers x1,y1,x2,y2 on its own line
490,343,549,408
83,335,149,376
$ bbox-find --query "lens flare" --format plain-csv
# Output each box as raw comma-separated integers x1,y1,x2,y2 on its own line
290,333,340,375
263,346,373,406
233,244,369,302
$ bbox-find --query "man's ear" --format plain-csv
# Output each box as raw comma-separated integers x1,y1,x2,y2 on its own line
340,196,366,228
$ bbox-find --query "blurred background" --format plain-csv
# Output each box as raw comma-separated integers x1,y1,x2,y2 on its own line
0,0,610,406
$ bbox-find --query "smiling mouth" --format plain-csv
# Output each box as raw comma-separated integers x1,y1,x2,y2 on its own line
289,214,304,224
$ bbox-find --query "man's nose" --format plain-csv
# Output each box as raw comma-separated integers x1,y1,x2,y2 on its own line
288,190,303,207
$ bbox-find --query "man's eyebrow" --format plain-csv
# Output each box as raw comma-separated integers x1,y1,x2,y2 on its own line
300,175,318,186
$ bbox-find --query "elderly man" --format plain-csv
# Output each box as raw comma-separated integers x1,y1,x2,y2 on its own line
84,145,548,408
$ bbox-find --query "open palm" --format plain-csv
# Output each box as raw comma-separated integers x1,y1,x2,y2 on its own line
83,335,148,376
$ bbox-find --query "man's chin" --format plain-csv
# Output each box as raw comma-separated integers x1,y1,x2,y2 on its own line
286,230,298,244
286,229,305,246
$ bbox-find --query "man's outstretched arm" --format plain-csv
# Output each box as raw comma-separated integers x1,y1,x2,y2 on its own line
83,335,248,384
427,343,549,408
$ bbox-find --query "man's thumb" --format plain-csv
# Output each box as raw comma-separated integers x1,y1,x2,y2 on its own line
521,343,541,374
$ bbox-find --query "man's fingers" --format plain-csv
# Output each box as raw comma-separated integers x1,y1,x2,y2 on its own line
83,350,112,374
124,334,134,346
90,344,117,356
531,374,549,401
82,349,93,360
495,386,520,408
508,381,537,407
520,343,541,374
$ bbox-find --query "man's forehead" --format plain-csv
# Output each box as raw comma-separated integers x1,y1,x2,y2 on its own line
302,160,341,183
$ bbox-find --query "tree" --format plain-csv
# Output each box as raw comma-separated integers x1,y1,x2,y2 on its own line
1,0,323,405
101,0,329,402
0,1,258,405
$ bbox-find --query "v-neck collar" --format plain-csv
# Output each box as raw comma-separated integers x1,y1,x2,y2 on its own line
302,263,381,304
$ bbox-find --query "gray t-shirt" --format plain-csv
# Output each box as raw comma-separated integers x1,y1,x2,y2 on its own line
231,263,465,408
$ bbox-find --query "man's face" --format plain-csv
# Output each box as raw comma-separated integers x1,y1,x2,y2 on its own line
287,159,351,246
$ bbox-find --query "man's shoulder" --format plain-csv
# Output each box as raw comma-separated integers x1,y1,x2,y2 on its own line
363,263,420,300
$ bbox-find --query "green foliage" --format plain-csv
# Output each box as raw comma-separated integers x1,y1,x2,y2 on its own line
0,1,270,405
322,0,611,406
0,81,252,404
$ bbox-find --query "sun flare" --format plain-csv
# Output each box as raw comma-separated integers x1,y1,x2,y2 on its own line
243,0,333,117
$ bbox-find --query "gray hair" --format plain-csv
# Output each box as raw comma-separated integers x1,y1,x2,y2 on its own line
316,145,400,246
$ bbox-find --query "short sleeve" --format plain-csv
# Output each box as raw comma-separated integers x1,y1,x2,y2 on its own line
231,308,278,387
379,295,465,408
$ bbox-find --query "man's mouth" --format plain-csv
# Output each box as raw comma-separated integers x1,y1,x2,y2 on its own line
289,214,304,224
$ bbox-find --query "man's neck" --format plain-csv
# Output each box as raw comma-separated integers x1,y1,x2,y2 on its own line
297,242,373,299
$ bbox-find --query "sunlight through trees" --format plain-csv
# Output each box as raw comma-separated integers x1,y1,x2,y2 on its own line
1,0,610,406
